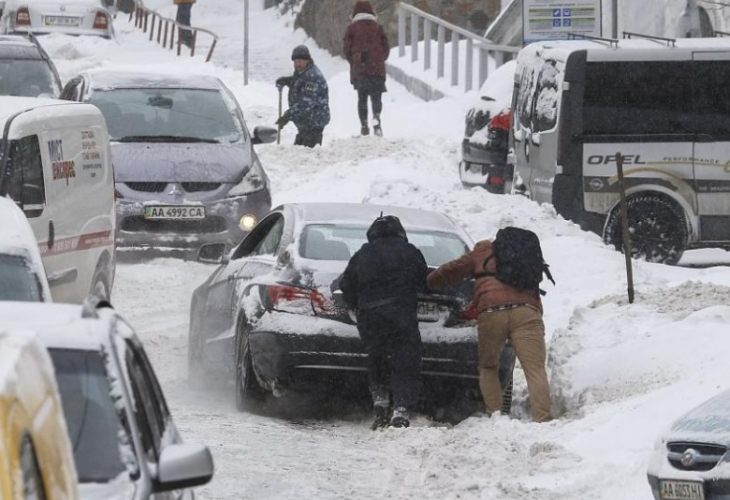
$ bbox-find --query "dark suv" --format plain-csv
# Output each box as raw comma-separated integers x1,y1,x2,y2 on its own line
0,34,61,97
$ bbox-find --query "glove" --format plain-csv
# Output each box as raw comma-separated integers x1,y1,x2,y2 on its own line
276,76,292,87
275,113,290,129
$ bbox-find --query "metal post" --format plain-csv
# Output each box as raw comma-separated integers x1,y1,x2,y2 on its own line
424,19,432,71
616,153,635,304
163,21,168,48
410,12,418,63
149,14,155,41
451,30,459,87
244,0,249,85
465,38,473,92
612,0,618,38
437,25,445,79
398,5,406,57
478,47,489,87
190,30,196,57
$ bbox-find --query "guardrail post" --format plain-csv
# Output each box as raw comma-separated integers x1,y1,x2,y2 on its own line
437,24,445,78
424,18,431,71
157,15,162,43
398,5,406,57
143,11,148,32
170,24,175,49
190,30,196,57
410,11,419,63
163,20,168,48
451,30,459,87
465,38,473,92
206,38,217,62
177,28,182,56
478,47,489,87
149,14,155,40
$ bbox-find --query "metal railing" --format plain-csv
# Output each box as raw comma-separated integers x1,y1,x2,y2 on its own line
127,0,219,62
397,2,519,93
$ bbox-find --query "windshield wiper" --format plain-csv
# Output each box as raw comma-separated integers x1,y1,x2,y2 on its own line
116,135,220,144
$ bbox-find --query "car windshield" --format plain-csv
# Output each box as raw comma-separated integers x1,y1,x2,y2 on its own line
89,88,243,143
0,254,41,302
299,224,470,266
0,59,55,97
49,349,130,483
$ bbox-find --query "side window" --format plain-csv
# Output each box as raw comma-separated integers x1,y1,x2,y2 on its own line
692,61,730,140
232,215,285,259
3,135,45,217
20,436,47,500
517,65,535,129
533,60,559,133
135,343,171,426
125,345,163,462
251,217,285,256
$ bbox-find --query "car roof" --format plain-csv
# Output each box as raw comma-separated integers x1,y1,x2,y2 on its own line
282,202,465,233
0,36,43,59
84,70,223,91
0,97,95,129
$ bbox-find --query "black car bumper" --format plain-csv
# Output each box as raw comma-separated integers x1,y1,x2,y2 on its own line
459,139,508,194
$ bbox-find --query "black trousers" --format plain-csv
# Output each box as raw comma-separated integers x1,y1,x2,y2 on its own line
294,128,324,148
357,303,422,411
176,3,193,46
357,89,383,125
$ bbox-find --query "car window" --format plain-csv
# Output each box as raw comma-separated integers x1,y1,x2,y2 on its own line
3,135,45,217
0,59,55,97
533,60,559,133
49,348,129,483
251,217,285,256
0,254,42,302
88,88,243,143
131,338,171,429
20,436,47,500
125,343,164,461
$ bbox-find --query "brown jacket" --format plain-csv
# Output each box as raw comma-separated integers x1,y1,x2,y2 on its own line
426,240,542,314
174,0,195,5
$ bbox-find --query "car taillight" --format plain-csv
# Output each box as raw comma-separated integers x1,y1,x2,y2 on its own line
489,109,511,132
457,301,478,322
265,284,328,315
93,11,108,29
488,175,505,187
16,8,31,26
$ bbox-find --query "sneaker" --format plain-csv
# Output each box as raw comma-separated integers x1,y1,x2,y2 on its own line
370,404,391,430
361,126,370,136
389,407,410,428
373,115,382,137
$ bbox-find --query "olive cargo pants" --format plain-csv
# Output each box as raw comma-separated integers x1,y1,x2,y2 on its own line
477,306,553,422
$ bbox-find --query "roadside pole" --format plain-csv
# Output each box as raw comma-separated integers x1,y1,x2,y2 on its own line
616,152,635,304
244,0,249,85
612,0,618,38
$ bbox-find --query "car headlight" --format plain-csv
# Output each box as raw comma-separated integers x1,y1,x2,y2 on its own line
227,159,268,197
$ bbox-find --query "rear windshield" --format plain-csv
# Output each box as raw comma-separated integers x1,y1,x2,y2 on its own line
0,59,56,97
299,224,469,267
88,88,242,143
0,254,41,302
49,349,129,483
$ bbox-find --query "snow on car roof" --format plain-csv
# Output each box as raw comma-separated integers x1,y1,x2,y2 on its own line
84,70,222,91
284,203,463,233
0,97,96,130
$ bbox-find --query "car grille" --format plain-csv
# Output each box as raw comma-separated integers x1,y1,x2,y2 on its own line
120,216,227,234
125,182,167,193
667,442,728,472
182,182,221,193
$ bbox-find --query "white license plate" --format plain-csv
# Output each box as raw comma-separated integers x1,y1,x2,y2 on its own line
660,480,705,500
144,206,205,220
45,15,81,26
417,301,439,322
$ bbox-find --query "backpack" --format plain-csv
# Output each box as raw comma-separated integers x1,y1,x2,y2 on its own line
476,227,555,295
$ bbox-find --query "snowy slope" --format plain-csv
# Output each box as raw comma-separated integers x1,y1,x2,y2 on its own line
34,1,730,499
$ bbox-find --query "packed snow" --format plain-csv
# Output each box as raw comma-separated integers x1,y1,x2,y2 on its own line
29,0,730,499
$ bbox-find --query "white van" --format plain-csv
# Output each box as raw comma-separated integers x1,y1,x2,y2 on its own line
0,97,115,302
510,36,730,265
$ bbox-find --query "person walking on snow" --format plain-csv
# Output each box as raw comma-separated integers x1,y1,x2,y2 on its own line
343,0,389,136
338,215,428,429
174,0,196,48
275,45,331,148
426,237,553,423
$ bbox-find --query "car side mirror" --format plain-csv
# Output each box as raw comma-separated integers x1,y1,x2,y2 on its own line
252,126,277,145
198,243,228,265
154,443,214,493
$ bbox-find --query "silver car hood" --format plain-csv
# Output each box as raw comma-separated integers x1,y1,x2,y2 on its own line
664,389,730,447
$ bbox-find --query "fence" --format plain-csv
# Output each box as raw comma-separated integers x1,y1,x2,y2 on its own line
397,2,519,93
127,0,219,62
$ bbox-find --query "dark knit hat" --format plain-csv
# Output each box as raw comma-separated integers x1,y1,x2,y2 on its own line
291,45,311,61
353,0,375,16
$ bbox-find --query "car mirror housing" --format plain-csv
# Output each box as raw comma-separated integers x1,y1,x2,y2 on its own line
198,243,228,265
154,443,214,493
252,125,277,145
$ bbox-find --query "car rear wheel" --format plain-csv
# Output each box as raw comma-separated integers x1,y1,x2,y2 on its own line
235,319,264,412
603,193,688,265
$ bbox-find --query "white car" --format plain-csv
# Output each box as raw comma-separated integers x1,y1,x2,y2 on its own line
2,0,113,38
0,196,51,302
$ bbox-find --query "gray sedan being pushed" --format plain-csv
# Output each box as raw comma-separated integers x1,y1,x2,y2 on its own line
60,71,277,253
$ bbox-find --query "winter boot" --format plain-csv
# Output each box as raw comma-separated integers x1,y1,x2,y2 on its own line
361,126,370,136
390,407,410,428
370,403,391,430
373,114,382,137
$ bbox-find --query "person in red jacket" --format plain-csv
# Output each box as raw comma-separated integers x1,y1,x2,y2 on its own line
343,0,390,136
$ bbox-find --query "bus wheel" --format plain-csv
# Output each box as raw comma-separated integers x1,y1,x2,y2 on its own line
603,194,688,265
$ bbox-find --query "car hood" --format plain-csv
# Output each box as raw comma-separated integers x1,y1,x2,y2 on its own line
664,389,730,446
111,142,251,183
29,1,104,13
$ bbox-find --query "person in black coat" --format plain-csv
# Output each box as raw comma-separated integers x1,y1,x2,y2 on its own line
339,215,428,429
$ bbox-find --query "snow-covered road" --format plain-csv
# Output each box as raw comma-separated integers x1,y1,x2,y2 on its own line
35,1,730,499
